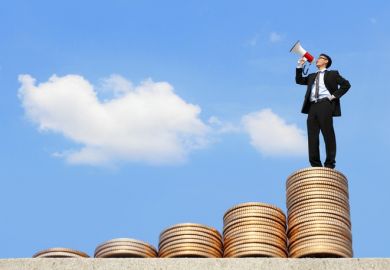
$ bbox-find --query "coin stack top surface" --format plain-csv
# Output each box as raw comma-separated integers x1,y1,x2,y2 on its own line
286,167,353,258
33,248,89,258
223,202,288,258
94,238,157,258
158,223,223,258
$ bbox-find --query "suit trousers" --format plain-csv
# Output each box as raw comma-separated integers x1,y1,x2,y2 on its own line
307,99,336,168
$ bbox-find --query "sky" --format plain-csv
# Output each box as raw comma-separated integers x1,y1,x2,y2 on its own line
1,0,390,258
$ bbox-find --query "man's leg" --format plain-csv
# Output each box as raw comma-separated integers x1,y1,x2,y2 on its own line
318,101,336,169
307,104,322,167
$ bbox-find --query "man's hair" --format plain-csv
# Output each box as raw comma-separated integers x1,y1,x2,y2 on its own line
320,53,332,68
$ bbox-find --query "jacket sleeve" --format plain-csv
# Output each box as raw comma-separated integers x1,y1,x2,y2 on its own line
295,68,308,85
333,71,351,98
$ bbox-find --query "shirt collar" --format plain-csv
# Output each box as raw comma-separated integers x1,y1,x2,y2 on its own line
318,68,327,73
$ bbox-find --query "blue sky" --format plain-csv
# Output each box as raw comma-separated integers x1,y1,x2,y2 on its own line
1,0,390,258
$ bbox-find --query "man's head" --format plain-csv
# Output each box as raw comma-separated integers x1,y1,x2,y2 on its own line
316,53,332,69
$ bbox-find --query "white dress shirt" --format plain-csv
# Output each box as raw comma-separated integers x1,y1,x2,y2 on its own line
310,68,332,102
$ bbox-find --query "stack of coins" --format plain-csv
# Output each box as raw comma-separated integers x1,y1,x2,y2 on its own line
158,223,223,258
286,167,353,258
33,248,89,258
223,202,288,257
94,238,157,258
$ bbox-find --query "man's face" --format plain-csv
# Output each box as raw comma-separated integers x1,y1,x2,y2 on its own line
316,55,328,68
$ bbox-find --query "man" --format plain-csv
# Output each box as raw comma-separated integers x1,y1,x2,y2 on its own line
295,54,350,169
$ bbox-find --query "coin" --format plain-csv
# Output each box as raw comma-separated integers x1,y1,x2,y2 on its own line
33,248,89,258
223,217,286,234
223,225,286,242
224,243,287,258
95,239,157,257
224,206,286,225
160,223,221,240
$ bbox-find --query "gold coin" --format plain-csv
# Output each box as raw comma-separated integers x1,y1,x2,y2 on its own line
289,234,352,252
289,236,352,252
287,167,347,182
223,216,286,234
95,245,157,258
224,205,286,224
287,189,349,207
288,208,351,226
95,238,157,255
289,230,352,247
224,234,287,252
289,240,353,257
159,223,221,240
224,209,286,227
288,223,352,242
159,234,222,250
95,240,157,256
287,173,348,188
33,248,89,258
287,176,348,191
160,249,221,258
159,237,222,255
287,193,349,211
159,244,222,258
287,182,349,199
159,229,222,247
290,245,352,258
288,213,351,232
288,199,350,214
96,249,155,258
287,185,349,200
224,243,287,258
224,202,284,219
224,230,287,246
223,225,286,242
288,203,350,219
288,218,351,237
33,251,84,258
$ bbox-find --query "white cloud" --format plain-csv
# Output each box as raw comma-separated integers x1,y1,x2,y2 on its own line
18,74,210,165
208,116,240,134
269,32,282,43
242,109,306,156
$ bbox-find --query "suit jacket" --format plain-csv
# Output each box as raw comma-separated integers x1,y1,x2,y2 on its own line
295,68,351,117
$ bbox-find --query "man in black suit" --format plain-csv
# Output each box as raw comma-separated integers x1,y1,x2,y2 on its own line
295,54,350,169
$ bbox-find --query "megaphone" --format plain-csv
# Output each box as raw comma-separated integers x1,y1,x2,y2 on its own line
290,40,314,74
289,40,314,63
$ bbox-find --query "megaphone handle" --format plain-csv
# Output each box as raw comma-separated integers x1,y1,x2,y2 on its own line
303,62,310,75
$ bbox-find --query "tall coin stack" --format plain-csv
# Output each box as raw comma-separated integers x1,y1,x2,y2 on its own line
33,248,89,258
223,202,288,257
286,167,353,258
158,223,223,258
94,238,157,258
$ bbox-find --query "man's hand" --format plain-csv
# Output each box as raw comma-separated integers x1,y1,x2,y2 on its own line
297,57,307,68
328,95,336,101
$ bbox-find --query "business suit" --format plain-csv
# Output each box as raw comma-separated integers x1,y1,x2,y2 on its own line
296,68,351,168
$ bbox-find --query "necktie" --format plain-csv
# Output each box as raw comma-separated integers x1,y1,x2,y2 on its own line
314,72,320,99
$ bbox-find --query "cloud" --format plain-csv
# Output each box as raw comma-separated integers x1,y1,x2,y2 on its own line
242,109,306,156
269,32,282,43
18,74,210,165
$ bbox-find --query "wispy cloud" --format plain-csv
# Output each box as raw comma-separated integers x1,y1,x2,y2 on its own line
242,109,306,156
269,31,282,43
18,74,210,166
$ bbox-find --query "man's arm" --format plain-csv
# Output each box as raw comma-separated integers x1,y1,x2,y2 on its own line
296,67,308,85
333,71,351,98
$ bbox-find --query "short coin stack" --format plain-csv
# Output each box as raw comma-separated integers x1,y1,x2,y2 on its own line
33,248,89,258
223,202,288,257
94,238,157,258
158,223,223,258
286,167,353,258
